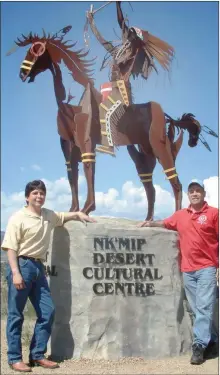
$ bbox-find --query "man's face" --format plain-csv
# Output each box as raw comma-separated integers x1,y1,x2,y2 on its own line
188,184,205,205
26,188,46,208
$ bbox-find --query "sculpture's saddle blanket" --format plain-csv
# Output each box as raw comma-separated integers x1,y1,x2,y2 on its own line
99,81,132,146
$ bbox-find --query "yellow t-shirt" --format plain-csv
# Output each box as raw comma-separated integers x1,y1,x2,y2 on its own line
1,207,65,261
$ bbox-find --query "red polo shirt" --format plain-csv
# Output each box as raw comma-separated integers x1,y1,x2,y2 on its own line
163,202,219,272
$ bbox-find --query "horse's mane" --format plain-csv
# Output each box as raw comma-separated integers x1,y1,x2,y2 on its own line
15,30,95,87
166,112,197,144
179,112,201,134
179,113,195,122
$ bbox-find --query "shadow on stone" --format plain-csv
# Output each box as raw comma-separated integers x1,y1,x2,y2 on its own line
50,226,75,360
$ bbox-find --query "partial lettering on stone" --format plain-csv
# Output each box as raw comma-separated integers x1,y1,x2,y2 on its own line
44,220,193,360
94,237,147,251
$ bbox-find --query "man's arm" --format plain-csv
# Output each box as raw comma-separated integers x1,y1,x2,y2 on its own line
1,216,25,289
137,220,165,228
7,249,25,290
213,210,219,284
63,211,96,224
137,212,179,231
213,210,219,238
116,1,129,33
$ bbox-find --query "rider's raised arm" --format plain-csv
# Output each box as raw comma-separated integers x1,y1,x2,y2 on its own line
87,11,113,53
116,2,129,35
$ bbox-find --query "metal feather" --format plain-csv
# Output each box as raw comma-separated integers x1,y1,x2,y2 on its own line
201,125,218,138
6,44,19,56
199,134,211,152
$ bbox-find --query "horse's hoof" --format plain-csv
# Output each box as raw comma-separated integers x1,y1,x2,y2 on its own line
69,206,79,212
82,202,96,215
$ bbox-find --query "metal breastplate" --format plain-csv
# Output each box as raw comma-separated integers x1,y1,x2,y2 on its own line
99,80,132,147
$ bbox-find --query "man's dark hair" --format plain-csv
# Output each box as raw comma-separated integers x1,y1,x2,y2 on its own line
25,180,46,199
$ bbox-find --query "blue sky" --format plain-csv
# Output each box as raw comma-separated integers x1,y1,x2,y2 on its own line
1,1,219,228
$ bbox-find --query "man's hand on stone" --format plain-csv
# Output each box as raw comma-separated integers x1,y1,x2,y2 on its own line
64,211,97,223
136,221,151,228
137,220,164,228
76,212,97,224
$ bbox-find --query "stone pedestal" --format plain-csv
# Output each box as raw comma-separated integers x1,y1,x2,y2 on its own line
45,218,193,360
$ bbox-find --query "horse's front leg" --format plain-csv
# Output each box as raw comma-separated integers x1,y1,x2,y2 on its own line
60,138,80,212
127,145,156,221
74,112,96,215
149,102,182,211
81,138,96,215
140,152,157,221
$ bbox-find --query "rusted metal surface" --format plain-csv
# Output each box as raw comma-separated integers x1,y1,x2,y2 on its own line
85,2,217,219
85,1,176,218
11,9,218,219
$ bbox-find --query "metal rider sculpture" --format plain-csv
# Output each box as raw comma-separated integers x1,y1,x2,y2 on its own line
10,19,218,218
85,2,217,219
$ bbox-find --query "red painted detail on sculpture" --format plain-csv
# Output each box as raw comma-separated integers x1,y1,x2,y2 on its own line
10,6,218,219
30,41,46,57
100,82,112,101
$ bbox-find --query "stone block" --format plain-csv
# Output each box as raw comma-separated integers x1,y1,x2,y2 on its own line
45,218,193,360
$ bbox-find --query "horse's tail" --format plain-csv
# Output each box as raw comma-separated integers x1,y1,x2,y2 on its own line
172,130,184,160
165,114,184,161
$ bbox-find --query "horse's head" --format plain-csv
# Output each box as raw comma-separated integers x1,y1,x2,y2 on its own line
8,26,95,88
19,38,50,82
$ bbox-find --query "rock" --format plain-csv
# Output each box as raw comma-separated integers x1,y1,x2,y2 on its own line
45,218,192,360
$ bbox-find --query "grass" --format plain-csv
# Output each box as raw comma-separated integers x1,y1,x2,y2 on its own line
21,321,35,347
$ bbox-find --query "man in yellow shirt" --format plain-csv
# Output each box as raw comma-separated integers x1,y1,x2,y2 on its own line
2,180,95,372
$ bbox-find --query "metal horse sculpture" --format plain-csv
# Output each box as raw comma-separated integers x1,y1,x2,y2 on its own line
11,22,218,219
85,1,218,219
11,26,102,214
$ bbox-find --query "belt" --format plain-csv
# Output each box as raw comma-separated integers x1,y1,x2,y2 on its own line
19,256,42,263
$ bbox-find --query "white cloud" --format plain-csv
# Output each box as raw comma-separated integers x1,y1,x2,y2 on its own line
1,176,85,229
94,182,191,220
204,176,218,207
31,164,41,171
1,175,218,230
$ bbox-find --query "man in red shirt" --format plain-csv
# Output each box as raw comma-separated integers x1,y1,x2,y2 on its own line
138,179,219,365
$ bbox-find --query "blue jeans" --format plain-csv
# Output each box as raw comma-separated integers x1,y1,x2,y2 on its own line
183,266,218,348
6,257,55,364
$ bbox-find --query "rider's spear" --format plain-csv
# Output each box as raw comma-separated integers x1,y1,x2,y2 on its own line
90,2,112,15
84,2,113,47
